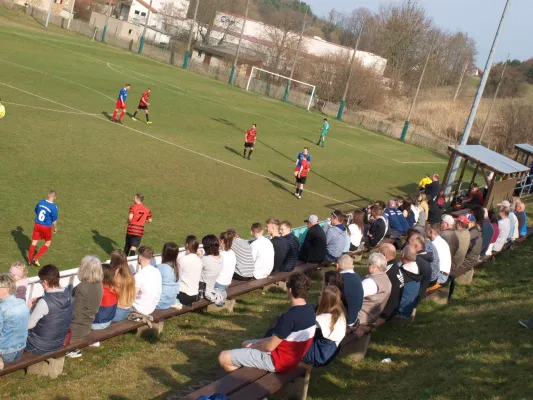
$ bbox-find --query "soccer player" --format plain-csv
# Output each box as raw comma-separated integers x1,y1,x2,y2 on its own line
295,157,310,199
112,83,131,123
0,97,5,119
29,191,58,267
124,194,152,257
317,118,329,148
243,124,258,160
131,88,152,124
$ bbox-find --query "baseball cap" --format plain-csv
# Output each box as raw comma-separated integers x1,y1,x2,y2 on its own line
441,215,455,225
497,200,511,208
304,215,318,223
466,214,476,222
455,215,470,225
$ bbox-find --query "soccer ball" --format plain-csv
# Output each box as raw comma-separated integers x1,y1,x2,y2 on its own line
0,104,5,119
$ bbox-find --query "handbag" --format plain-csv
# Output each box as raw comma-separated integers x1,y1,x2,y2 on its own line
197,281,206,301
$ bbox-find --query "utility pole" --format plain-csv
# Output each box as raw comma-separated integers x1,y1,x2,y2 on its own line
479,54,510,145
453,61,469,102
283,6,308,101
66,0,76,30
444,0,512,196
400,34,436,141
138,0,153,54
101,0,113,42
183,0,200,69
336,18,364,120
45,0,53,28
229,0,250,85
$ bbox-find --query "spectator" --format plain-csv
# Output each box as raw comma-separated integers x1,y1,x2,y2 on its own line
68,256,103,352
418,173,432,190
485,210,500,256
395,246,420,319
396,196,405,212
453,216,471,267
302,285,346,367
427,227,451,285
132,247,162,315
323,271,344,294
336,255,363,328
377,243,403,324
427,197,442,227
440,215,459,257
0,273,29,368
110,249,135,322
156,242,182,310
414,193,428,233
298,215,327,264
250,223,275,279
177,236,202,306
462,183,484,208
266,218,288,272
348,210,365,251
408,234,433,303
425,238,440,285
280,221,300,272
325,210,348,262
460,214,482,271
217,231,237,290
356,253,391,336
493,209,511,252
9,262,28,300
515,201,528,238
424,173,440,201
367,206,387,247
231,230,255,281
384,200,409,238
499,200,519,241
403,200,417,228
218,273,316,374
480,208,495,257
26,265,73,355
92,263,118,330
200,234,224,296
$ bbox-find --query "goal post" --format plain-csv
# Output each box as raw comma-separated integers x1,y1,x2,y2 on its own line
246,67,317,111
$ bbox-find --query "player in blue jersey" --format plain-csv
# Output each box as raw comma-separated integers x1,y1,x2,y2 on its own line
316,118,329,148
112,84,131,123
29,191,59,267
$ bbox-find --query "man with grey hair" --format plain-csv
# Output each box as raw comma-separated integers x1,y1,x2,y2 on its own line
298,215,327,264
336,255,363,328
384,199,409,238
396,245,420,319
0,273,30,369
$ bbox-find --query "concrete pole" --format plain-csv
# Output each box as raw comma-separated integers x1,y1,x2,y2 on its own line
444,0,512,196
229,0,250,85
183,0,200,69
453,61,469,101
66,0,76,30
282,6,308,100
101,0,113,42
138,0,153,54
45,0,53,28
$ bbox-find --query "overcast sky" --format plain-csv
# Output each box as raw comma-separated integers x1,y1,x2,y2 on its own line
305,0,530,65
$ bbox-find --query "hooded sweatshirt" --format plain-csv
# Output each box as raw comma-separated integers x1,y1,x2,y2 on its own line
415,250,434,303
325,224,347,260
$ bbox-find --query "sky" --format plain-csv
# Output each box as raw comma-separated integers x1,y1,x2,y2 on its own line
305,0,531,65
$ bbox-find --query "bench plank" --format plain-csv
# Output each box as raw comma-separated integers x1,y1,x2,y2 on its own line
185,368,269,399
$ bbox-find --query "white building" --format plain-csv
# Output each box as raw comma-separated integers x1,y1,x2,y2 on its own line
116,0,189,34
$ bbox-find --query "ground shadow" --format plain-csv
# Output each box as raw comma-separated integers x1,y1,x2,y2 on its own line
224,145,243,158
386,183,420,199
267,171,294,195
257,139,295,163
11,226,30,262
91,230,119,255
298,135,318,145
101,111,113,121
211,117,241,133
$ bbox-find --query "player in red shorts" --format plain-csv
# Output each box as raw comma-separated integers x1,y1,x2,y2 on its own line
294,158,310,199
243,124,258,160
29,191,59,267
124,193,152,257
131,88,152,125
112,83,131,124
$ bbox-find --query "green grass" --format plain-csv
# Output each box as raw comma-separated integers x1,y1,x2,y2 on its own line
0,7,449,274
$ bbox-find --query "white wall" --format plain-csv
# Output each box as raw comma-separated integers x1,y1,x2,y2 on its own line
90,11,171,43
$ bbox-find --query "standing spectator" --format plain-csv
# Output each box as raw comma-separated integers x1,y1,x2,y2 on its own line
367,206,388,247
132,247,162,315
493,209,511,252
384,200,409,238
336,255,363,328
280,221,300,272
440,215,459,257
218,273,316,373
427,197,442,227
217,231,237,290
299,215,327,264
177,236,202,306
377,244,404,324
428,227,451,285
0,274,30,368
26,265,72,355
453,216,471,267
348,210,365,251
92,264,118,330
408,234,433,302
461,214,482,271
200,235,224,297
9,262,28,300
156,242,182,310
250,223,275,279
395,246,420,319
424,174,441,201
515,201,528,238
110,249,135,322
231,230,255,281
325,210,348,262
480,209,495,257
266,218,288,272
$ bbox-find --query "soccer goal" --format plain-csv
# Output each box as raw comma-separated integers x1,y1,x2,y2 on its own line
246,67,317,111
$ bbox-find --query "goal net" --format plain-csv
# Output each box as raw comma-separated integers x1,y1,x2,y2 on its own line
246,67,317,111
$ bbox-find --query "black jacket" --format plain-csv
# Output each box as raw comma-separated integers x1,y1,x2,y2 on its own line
368,217,387,247
416,251,434,304
298,224,327,264
424,181,440,202
271,237,288,272
381,259,404,320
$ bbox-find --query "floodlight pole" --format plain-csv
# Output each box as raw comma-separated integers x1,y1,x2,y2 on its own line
66,0,76,30
283,6,308,101
45,0,53,28
337,18,364,120
101,0,113,42
229,0,250,85
138,0,153,54
183,0,200,69
444,0,512,196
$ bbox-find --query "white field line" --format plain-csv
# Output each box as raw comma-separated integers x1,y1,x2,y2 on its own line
3,101,100,115
0,81,356,207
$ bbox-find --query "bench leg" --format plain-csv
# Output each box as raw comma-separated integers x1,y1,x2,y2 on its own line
207,299,236,313
339,333,371,362
455,269,474,285
423,287,449,305
26,357,65,379
137,320,164,338
272,369,311,400
262,281,288,294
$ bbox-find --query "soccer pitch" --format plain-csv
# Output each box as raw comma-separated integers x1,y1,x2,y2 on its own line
0,13,448,273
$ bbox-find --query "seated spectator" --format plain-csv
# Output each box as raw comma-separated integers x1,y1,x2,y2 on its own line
384,200,409,238
408,234,433,303
485,210,500,256
453,216,471,267
323,270,344,294
341,214,351,253
367,206,387,247
9,263,28,300
26,265,73,355
280,221,300,272
356,253,391,336
336,255,363,328
427,227,451,285
418,173,432,191
156,242,182,310
132,247,162,315
462,183,484,208
480,208,495,257
110,249,135,323
218,273,316,374
424,173,440,201
299,215,327,264
231,230,255,281
440,215,459,257
177,236,202,306
325,210,348,262
201,234,224,297
376,243,403,325
302,285,346,367
217,231,237,290
266,218,288,272
348,210,365,251
515,201,528,238
493,209,511,252
92,263,118,330
499,200,519,241
414,193,428,233
250,223,275,279
0,273,30,368
459,214,482,272
396,196,404,212
395,245,420,319
402,200,417,228
425,237,440,286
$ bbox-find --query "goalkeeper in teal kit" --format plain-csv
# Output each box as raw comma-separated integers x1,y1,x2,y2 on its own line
316,118,329,148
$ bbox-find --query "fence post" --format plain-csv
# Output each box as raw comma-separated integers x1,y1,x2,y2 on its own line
400,120,410,141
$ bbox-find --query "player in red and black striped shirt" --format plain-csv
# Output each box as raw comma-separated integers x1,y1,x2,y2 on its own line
295,158,310,199
131,88,152,125
243,124,257,160
124,194,152,256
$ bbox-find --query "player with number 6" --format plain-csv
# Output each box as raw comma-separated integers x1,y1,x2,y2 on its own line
29,191,58,267
124,194,152,257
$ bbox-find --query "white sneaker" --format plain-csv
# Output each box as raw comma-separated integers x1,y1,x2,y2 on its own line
297,195,301,199
89,342,100,347
171,301,183,310
66,350,82,358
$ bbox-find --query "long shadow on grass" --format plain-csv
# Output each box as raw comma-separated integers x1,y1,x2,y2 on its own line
268,171,294,195
11,226,30,262
224,146,243,158
91,230,119,255
211,117,241,133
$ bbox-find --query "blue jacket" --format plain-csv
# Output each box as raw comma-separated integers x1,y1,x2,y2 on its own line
341,272,363,326
325,224,347,261
302,331,339,367
156,263,181,309
0,295,30,355
384,208,409,236
280,234,300,272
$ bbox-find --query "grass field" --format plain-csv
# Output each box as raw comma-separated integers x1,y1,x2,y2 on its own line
0,7,451,274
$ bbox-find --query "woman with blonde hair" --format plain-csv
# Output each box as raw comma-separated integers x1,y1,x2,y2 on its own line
110,249,136,322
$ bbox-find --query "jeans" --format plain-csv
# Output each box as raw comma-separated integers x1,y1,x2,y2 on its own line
92,321,112,330
1,348,24,363
112,307,130,322
397,281,420,318
214,282,228,290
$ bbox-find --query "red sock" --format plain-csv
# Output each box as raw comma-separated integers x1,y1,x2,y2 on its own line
28,245,36,262
34,245,49,261
119,111,125,120
112,110,117,120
